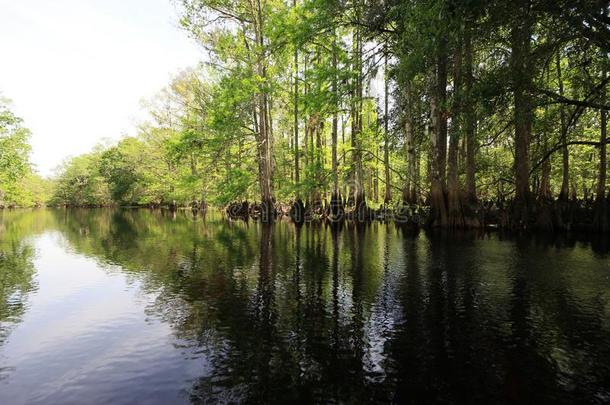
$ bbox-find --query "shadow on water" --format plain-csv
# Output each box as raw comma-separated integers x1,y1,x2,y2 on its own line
0,208,608,403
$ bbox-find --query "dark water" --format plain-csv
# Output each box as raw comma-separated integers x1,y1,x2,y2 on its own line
0,209,609,404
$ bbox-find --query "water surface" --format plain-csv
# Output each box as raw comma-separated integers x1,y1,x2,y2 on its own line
0,209,609,403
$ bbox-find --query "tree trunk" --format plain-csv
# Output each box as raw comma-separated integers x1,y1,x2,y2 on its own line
303,52,309,190
539,65,553,204
594,69,608,231
350,2,366,219
254,1,274,222
293,1,300,197
464,22,477,202
447,30,464,228
428,39,449,227
539,153,552,199
331,34,339,195
510,1,533,227
383,47,392,204
556,52,570,200
314,113,323,209
329,31,343,221
597,109,607,201
257,91,274,221
404,82,417,205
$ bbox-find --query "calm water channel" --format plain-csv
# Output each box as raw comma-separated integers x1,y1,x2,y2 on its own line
0,208,609,404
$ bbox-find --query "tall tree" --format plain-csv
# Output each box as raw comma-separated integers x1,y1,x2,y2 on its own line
179,0,283,221
383,46,392,204
463,21,477,203
556,51,570,200
510,0,534,226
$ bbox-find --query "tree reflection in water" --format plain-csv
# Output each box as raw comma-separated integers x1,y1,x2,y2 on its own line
0,209,607,403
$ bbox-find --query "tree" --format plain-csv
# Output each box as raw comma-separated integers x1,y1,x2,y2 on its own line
495,0,535,228
180,0,288,221
0,101,32,205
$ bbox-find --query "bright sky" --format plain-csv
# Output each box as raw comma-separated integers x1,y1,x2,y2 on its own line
0,0,201,176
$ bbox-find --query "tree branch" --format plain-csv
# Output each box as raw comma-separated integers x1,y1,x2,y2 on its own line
536,76,610,110
530,139,610,175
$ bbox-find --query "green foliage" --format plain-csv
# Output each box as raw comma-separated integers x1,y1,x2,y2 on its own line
0,99,52,207
29,1,610,210
50,153,111,207
99,146,139,203
212,168,255,205
0,102,31,203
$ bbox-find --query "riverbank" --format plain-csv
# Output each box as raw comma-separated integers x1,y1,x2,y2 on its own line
224,197,610,233
4,196,609,234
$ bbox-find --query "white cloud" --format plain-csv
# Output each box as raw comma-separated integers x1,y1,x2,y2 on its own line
0,0,201,176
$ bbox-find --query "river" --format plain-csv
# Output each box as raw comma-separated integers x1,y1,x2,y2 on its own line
0,208,608,404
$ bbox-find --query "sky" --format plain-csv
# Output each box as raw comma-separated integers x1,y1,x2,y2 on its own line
0,0,202,176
